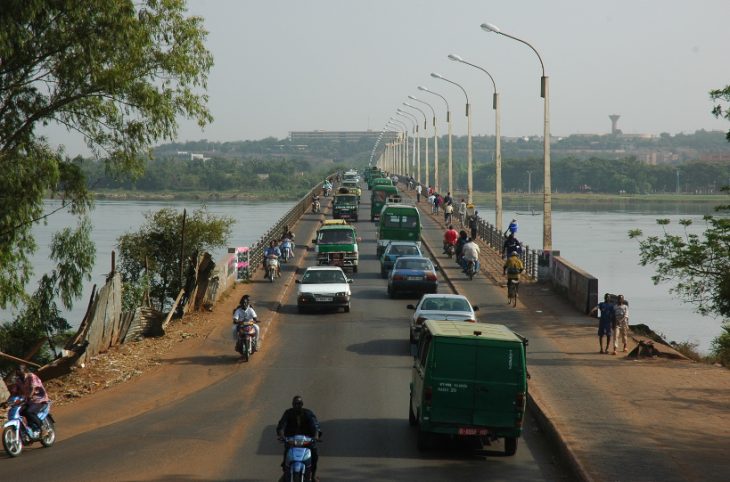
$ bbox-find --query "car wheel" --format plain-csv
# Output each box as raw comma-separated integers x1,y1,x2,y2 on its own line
344,304,350,313
381,268,387,279
504,437,518,456
408,397,417,426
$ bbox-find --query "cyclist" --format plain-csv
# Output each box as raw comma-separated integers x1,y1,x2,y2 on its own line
503,251,525,302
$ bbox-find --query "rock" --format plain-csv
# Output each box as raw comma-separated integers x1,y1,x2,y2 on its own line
0,379,10,400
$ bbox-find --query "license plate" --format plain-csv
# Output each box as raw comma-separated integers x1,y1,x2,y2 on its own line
407,276,422,280
458,427,488,436
315,296,333,302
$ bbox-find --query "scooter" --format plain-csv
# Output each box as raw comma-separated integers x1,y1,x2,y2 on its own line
280,434,318,482
465,259,478,280
235,321,257,362
445,243,455,258
281,240,294,263
266,256,280,282
311,199,321,213
2,396,56,457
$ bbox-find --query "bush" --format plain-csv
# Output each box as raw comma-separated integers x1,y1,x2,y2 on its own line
711,324,730,367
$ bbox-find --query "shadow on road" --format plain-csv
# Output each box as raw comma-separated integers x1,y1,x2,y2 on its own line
347,338,410,356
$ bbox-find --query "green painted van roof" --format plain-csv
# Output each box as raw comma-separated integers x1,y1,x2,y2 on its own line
424,320,522,342
318,224,356,232
381,204,419,213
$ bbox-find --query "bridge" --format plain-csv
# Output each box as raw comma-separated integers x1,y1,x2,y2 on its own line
3,180,728,481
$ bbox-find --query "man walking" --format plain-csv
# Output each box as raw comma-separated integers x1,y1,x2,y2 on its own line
613,295,629,354
590,294,615,354
415,183,422,202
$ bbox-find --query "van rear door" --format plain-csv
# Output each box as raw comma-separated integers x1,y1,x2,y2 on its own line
428,339,477,425
473,341,524,427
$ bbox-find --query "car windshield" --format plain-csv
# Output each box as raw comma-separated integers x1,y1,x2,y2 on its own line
383,214,418,228
386,245,420,256
420,297,471,312
319,229,354,244
335,195,357,204
301,270,346,284
395,259,432,271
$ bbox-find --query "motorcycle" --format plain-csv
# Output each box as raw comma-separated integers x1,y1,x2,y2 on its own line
323,187,331,197
311,200,321,213
281,241,294,263
465,259,478,280
280,434,318,482
2,396,56,457
235,321,257,361
445,243,455,258
266,256,280,282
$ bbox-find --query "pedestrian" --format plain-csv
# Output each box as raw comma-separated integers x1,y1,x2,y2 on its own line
504,218,519,237
468,211,479,240
434,193,443,214
415,183,422,202
589,294,615,354
428,192,436,213
613,295,630,354
443,191,453,207
458,198,467,227
444,202,454,224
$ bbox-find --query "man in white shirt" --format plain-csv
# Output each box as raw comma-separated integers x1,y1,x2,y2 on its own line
415,183,422,202
461,238,481,273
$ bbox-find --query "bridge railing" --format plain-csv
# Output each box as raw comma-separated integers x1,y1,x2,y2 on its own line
475,218,539,280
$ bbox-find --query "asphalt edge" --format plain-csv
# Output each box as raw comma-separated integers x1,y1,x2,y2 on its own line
413,193,592,482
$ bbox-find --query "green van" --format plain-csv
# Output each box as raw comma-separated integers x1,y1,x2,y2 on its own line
409,320,528,455
376,203,420,256
312,224,359,272
367,174,388,190
370,185,400,222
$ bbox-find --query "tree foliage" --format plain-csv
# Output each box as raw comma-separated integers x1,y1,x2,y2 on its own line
710,84,730,141
0,0,212,309
629,190,730,319
117,208,232,311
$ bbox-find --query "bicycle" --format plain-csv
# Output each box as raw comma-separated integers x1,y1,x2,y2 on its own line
507,278,519,307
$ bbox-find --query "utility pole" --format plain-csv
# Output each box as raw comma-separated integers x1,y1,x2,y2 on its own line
527,170,533,195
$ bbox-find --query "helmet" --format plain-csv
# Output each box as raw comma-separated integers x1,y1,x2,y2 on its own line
292,395,303,408
509,251,518,257
240,295,250,308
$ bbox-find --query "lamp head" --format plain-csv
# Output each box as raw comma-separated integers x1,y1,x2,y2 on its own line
481,22,500,33
430,72,443,79
403,102,414,108
417,85,429,92
407,95,417,100
448,54,463,62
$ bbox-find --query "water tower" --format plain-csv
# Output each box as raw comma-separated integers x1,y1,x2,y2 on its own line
609,114,621,135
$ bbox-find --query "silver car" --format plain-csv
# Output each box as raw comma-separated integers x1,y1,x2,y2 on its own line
407,294,479,343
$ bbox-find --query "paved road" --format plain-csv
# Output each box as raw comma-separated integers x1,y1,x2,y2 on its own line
1,192,571,481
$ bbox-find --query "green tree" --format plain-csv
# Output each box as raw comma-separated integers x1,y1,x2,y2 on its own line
117,208,232,311
0,0,212,309
711,85,730,141
629,206,730,318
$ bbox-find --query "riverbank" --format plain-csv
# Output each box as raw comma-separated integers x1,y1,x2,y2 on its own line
92,189,308,202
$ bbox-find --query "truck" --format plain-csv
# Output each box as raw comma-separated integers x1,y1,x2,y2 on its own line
409,320,528,455
312,223,359,272
332,193,359,222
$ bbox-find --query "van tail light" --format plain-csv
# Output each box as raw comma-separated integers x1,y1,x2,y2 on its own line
424,386,433,405
515,392,525,409
465,319,476,323
416,316,427,325
425,273,437,281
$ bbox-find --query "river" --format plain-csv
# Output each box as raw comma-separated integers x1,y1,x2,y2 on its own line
5,197,724,353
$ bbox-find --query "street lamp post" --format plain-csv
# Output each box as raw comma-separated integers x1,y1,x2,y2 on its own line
409,95,439,193
390,118,409,175
419,85,453,195
397,112,417,178
403,103,429,189
482,22,552,250
527,170,533,195
448,54,503,233
397,109,420,184
431,72,473,204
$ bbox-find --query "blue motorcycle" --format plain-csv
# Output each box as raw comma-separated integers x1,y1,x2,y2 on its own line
2,396,56,457
281,435,316,482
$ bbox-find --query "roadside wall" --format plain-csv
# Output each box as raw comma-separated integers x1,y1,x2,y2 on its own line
550,256,598,314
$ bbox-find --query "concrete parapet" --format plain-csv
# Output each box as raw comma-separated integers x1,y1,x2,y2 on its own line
550,255,598,314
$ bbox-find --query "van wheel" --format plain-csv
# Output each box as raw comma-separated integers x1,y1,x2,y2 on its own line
504,437,518,456
408,399,417,426
353,265,358,273
344,304,350,313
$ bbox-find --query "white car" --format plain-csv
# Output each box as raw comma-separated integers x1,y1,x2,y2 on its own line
407,294,479,343
296,266,352,313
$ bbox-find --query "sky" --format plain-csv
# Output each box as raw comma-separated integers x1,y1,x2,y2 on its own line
46,0,730,156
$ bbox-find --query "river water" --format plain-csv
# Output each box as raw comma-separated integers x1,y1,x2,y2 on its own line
5,198,724,353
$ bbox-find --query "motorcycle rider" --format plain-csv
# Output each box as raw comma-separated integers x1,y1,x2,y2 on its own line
443,225,458,255
311,193,321,213
280,235,294,262
277,395,321,481
232,295,259,353
461,237,481,274
264,240,282,278
322,179,332,197
454,230,469,264
13,365,50,438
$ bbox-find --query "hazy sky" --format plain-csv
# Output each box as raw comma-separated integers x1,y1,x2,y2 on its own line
48,0,730,156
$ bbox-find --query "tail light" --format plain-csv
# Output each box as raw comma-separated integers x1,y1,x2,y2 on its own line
393,274,406,281
424,386,433,405
425,273,437,281
465,319,476,323
416,316,427,325
515,392,525,409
